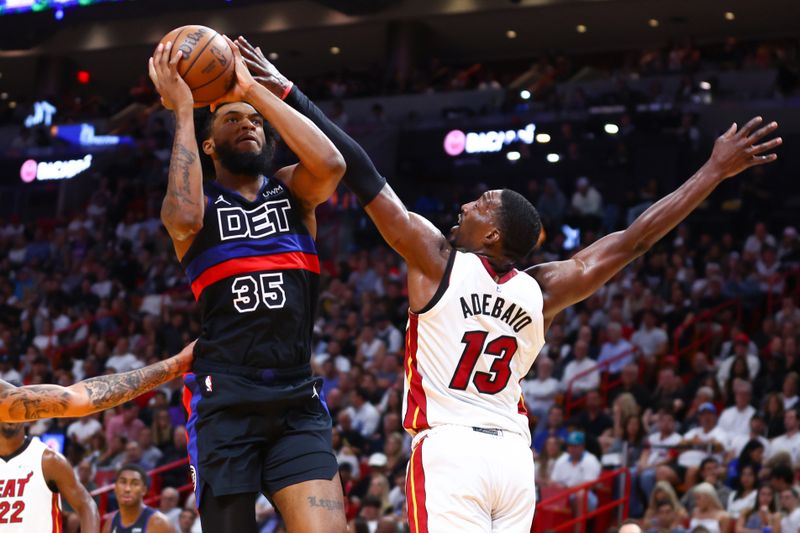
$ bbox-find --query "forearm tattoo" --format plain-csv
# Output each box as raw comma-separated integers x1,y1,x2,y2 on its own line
0,356,184,421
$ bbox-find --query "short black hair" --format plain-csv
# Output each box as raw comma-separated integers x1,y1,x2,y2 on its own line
497,189,541,263
116,463,150,488
699,457,718,470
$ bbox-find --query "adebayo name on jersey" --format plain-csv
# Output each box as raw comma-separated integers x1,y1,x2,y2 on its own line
459,293,533,332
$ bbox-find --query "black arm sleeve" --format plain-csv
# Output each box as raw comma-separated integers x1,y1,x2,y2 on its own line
284,85,386,205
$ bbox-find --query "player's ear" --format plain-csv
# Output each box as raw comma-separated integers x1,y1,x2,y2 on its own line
484,227,501,246
202,139,215,156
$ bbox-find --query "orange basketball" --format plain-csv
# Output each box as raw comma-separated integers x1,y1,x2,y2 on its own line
158,25,235,108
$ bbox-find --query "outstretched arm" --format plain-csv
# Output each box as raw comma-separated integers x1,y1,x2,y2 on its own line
528,118,781,326
0,341,194,422
236,37,449,309
42,449,100,533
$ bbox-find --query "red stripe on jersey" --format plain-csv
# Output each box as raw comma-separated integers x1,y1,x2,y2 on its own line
517,395,528,416
190,252,320,299
51,492,61,533
406,438,429,533
403,314,428,432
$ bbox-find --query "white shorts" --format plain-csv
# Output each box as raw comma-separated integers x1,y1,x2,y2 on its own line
406,425,536,533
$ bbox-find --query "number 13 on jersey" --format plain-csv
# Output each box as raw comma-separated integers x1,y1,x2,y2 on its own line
449,331,518,394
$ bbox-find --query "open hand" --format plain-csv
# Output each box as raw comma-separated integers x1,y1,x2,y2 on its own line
707,117,782,179
235,35,292,98
209,36,258,112
148,41,193,111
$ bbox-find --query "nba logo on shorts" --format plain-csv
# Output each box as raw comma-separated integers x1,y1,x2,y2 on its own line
205,375,213,392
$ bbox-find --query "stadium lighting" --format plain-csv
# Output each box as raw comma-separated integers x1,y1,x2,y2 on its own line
535,133,551,144
604,123,620,135
724,11,735,21
576,24,587,34
546,153,560,163
268,52,279,61
330,46,341,55
506,30,517,39
699,81,711,90
54,8,64,20
9,101,17,109
519,90,531,100
648,18,659,28
0,93,7,101
506,151,521,162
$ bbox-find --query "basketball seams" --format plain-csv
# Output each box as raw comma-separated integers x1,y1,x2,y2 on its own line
168,27,191,75
182,31,220,80
189,47,234,92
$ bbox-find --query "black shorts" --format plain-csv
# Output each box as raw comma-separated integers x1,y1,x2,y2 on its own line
182,359,336,506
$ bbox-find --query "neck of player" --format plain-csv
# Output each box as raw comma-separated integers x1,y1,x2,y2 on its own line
119,501,146,524
0,430,25,456
214,166,265,199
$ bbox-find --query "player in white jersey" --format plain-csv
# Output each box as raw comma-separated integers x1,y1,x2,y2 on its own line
233,45,782,532
0,421,98,532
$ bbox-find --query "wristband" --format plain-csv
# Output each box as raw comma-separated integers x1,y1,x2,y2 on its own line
280,82,294,101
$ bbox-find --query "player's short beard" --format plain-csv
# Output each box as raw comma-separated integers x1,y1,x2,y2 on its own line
0,423,23,439
215,140,274,178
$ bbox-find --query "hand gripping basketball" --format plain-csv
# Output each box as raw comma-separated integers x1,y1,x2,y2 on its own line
235,36,293,99
209,36,258,112
148,41,194,111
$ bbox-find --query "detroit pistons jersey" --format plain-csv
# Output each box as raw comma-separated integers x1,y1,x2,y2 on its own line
0,436,61,532
403,251,545,442
181,178,320,369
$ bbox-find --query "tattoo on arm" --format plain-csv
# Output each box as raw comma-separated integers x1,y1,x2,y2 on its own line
80,356,183,410
306,496,344,512
0,386,71,420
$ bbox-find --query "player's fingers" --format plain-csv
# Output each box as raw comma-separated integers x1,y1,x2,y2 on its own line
236,35,256,53
748,121,778,143
739,116,763,138
748,137,783,155
160,42,172,69
722,122,737,138
223,35,242,60
751,153,778,166
152,43,164,72
168,45,182,72
255,46,267,61
243,58,267,76
148,57,159,86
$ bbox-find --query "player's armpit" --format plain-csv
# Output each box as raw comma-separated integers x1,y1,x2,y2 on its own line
42,449,100,533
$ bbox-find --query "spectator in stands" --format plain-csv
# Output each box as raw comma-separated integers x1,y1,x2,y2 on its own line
105,337,143,373
105,401,145,444
683,457,732,513
768,407,800,465
560,339,599,395
537,178,568,227
729,420,769,470
345,388,381,438
535,435,563,488
775,296,800,326
726,463,758,519
551,431,602,515
532,404,568,452
782,372,800,410
631,310,668,363
718,379,756,436
67,413,103,447
522,356,559,429
609,362,652,411
570,390,613,455
716,334,760,390
156,425,189,490
178,508,198,533
598,322,635,375
570,176,603,230
678,403,729,487
374,314,403,354
743,222,776,257
735,484,781,532
151,408,174,450
159,487,181,530
643,481,689,530
689,482,731,532
638,406,683,504
137,427,163,470
781,488,800,532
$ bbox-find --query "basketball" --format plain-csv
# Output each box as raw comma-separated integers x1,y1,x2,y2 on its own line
158,25,234,107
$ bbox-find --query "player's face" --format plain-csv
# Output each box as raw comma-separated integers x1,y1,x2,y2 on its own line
213,102,266,154
449,190,502,252
114,471,147,507
0,422,23,439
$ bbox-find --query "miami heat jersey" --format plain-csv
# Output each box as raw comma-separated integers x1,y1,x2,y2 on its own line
403,251,545,442
0,437,61,532
181,178,320,369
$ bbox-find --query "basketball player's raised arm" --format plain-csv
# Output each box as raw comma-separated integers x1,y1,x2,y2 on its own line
148,42,205,246
236,37,450,286
528,118,781,324
0,341,194,422
215,37,345,210
42,449,100,532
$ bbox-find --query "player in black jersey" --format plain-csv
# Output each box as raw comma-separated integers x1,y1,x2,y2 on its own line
102,464,172,533
148,37,347,532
